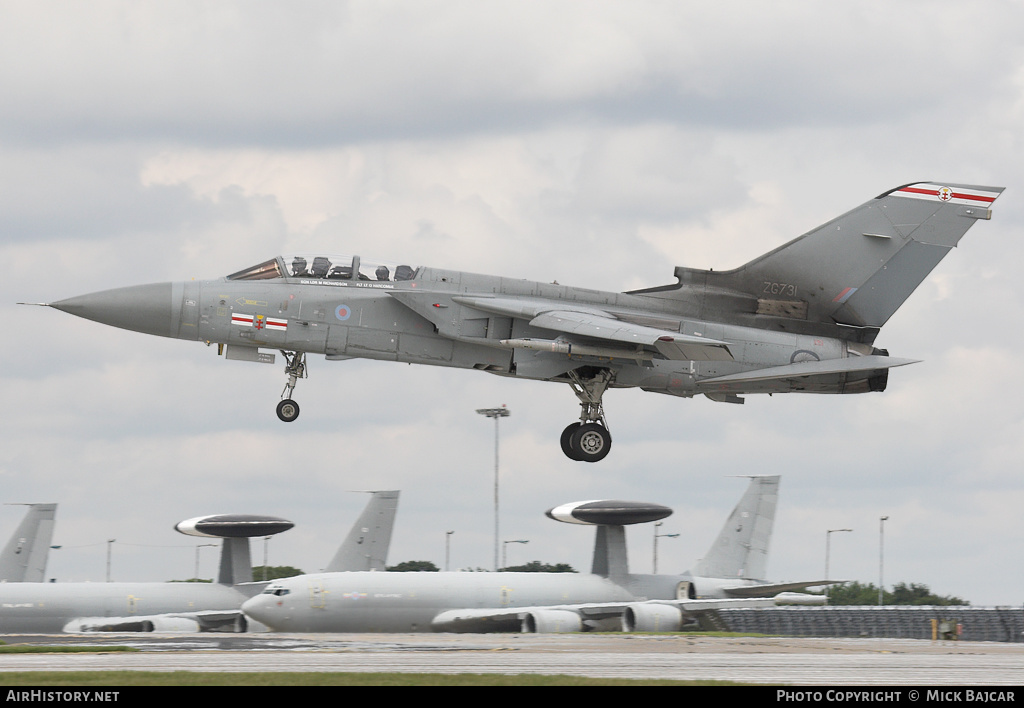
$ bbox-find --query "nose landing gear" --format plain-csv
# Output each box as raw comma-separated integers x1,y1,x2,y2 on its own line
560,369,614,463
276,351,306,422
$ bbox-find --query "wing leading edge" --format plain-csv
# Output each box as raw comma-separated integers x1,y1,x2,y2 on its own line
430,596,799,633
439,295,734,362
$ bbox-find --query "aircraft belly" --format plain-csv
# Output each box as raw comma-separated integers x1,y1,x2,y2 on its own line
345,328,399,359
398,333,454,362
285,321,328,351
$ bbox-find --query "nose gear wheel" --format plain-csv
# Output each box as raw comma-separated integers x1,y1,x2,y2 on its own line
277,351,306,422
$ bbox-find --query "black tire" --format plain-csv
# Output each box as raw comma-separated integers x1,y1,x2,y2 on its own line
570,423,612,463
560,423,583,460
276,399,300,422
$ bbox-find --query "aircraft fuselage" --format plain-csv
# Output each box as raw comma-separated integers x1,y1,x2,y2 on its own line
61,266,877,399
0,582,249,633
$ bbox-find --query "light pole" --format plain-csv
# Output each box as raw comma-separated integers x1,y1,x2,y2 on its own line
879,516,889,606
476,405,510,571
445,530,454,572
106,539,116,582
653,521,679,574
194,543,216,581
502,539,529,569
825,528,852,597
262,536,273,581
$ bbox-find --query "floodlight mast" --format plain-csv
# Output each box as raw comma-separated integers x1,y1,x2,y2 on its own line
476,406,510,572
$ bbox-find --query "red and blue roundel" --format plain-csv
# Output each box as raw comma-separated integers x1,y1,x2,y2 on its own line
335,304,352,321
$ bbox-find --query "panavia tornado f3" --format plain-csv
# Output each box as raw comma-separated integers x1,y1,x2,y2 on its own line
33,182,1003,462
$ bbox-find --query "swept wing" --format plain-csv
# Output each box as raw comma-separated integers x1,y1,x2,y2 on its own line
430,596,791,633
443,295,733,362
63,609,246,633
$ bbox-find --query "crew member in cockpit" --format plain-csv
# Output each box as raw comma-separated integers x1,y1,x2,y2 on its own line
291,257,310,277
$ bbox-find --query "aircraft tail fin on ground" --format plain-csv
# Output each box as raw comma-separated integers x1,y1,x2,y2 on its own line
0,503,57,582
693,476,778,581
325,491,400,572
646,183,1003,340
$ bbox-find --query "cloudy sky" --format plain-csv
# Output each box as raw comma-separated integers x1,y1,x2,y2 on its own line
2,1,1023,606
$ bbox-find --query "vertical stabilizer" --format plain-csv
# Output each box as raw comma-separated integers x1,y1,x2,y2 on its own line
644,183,1004,341
325,491,400,571
693,476,778,581
0,503,57,582
591,525,629,579
218,537,252,585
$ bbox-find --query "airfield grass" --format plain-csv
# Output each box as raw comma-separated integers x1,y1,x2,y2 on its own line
0,671,738,686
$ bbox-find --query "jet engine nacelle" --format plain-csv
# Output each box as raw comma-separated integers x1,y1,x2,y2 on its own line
621,604,684,632
519,609,583,633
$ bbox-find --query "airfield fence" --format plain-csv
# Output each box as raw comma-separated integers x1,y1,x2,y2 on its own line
718,606,1024,643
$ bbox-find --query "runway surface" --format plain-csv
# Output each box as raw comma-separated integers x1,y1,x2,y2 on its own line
0,633,1022,684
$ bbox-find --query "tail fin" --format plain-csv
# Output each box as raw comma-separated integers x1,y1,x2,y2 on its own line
325,490,400,572
693,476,778,581
641,182,1003,342
0,503,57,582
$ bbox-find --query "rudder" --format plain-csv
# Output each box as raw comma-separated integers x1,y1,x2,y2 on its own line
643,182,1003,341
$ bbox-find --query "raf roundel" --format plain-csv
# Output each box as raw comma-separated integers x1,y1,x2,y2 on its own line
174,514,294,539
545,500,673,526
335,304,351,321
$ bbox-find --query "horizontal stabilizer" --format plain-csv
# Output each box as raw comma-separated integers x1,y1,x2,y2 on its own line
701,355,917,386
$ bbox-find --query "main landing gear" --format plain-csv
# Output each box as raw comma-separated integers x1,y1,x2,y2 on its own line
560,369,614,463
276,351,306,422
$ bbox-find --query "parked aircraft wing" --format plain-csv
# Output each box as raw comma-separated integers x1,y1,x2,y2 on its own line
699,355,918,386
430,597,778,633
63,609,246,633
717,580,840,598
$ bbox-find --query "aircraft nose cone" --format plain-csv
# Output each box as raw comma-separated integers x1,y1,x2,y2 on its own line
241,595,276,627
51,283,178,338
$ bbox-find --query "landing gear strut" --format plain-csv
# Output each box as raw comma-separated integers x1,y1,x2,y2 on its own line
276,351,306,422
560,369,614,463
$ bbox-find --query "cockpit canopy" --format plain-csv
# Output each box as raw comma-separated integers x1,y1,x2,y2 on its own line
261,585,291,596
227,255,420,283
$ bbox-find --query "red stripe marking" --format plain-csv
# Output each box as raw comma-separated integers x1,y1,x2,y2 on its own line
898,186,995,203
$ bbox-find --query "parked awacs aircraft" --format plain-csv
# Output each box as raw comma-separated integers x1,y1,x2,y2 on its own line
32,182,1003,462
0,503,57,582
0,490,398,633
243,476,828,633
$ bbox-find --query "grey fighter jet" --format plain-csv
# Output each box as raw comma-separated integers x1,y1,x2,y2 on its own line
242,476,829,633
35,182,1003,462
